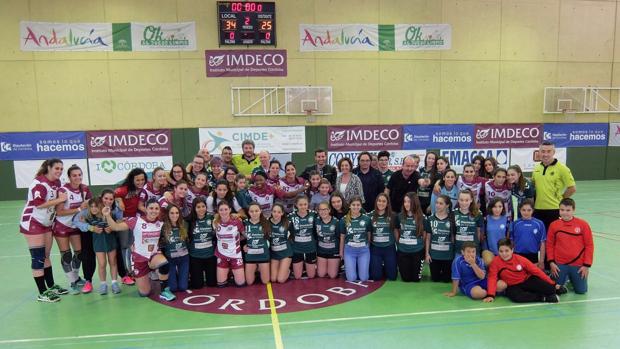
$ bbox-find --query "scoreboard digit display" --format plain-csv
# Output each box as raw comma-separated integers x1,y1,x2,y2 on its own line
218,2,276,45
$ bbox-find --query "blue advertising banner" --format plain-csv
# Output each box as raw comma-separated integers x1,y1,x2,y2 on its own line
543,123,608,147
0,132,86,160
403,125,474,149
439,148,509,173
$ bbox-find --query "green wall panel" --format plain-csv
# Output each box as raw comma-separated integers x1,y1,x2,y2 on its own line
566,147,607,181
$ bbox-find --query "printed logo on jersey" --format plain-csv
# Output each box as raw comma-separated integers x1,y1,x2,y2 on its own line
151,278,385,315
516,264,523,271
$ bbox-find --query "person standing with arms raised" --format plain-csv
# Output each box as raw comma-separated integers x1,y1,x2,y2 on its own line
531,142,576,231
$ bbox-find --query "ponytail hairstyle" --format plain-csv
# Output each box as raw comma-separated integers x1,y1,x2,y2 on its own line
372,193,393,230
36,158,63,177
66,163,85,199
247,202,271,239
344,196,364,226
437,194,457,237
507,165,526,192
438,169,458,188
459,189,480,217
162,204,188,243
401,192,425,238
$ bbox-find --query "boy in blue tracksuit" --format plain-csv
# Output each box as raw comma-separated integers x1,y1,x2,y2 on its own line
445,241,488,300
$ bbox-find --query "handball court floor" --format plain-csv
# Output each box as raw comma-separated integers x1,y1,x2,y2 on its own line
1,180,619,349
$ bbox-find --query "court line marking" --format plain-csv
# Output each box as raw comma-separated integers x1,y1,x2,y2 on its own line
267,282,285,349
1,296,619,345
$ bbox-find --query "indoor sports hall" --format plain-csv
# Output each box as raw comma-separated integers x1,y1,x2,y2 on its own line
1,1,620,348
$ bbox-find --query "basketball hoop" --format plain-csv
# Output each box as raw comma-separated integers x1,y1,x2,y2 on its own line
304,108,317,123
561,108,577,121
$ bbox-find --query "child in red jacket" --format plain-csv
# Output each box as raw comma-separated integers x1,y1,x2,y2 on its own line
484,238,565,303
547,198,594,294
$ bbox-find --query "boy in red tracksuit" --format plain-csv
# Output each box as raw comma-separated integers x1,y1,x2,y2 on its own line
547,198,594,294
484,238,565,303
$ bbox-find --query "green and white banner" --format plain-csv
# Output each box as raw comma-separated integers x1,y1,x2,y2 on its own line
20,21,196,52
299,24,450,52
88,156,173,185
131,22,196,51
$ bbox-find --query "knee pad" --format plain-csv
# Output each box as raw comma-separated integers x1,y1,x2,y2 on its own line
61,250,73,273
29,247,46,270
158,263,170,275
72,250,82,270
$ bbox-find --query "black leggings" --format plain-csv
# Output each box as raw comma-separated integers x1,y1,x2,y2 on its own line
189,256,217,289
80,230,96,282
505,276,556,303
397,250,425,282
429,259,452,282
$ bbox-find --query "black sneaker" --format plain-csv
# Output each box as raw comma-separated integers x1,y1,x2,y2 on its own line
556,285,568,295
543,294,560,303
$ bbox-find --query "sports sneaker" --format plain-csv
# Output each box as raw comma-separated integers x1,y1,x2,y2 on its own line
75,278,86,288
111,282,121,294
37,289,61,303
69,283,81,295
48,284,69,296
122,276,135,286
81,281,93,294
543,294,560,303
556,285,568,295
159,287,176,302
99,283,108,295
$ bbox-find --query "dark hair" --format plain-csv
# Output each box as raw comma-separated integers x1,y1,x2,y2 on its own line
483,157,498,178
541,141,554,147
498,238,513,249
487,197,506,216
401,192,425,237
66,164,82,177
36,158,63,177
462,163,475,173
145,197,160,208
518,198,535,210
458,189,480,217
270,202,289,235
187,196,209,244
472,155,486,177
377,150,390,160
211,179,234,203
306,170,321,196
99,189,116,211
344,196,364,226
269,159,282,170
372,193,394,230
507,165,526,192
241,139,255,148
284,161,296,171
560,197,576,209
438,169,458,188
493,167,507,179
314,148,326,155
246,202,271,239
358,151,372,162
461,241,477,251
162,204,187,243
121,168,147,193
169,163,188,183
329,191,349,218
337,157,353,171
222,146,232,152
253,170,267,180
436,194,457,237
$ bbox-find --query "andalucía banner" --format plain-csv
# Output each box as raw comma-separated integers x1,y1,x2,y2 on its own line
20,21,197,52
299,24,451,52
20,21,113,51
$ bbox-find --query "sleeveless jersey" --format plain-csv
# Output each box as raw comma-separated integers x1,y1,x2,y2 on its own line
290,211,317,253
54,184,92,233
20,175,62,234
215,218,244,259
126,216,163,260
